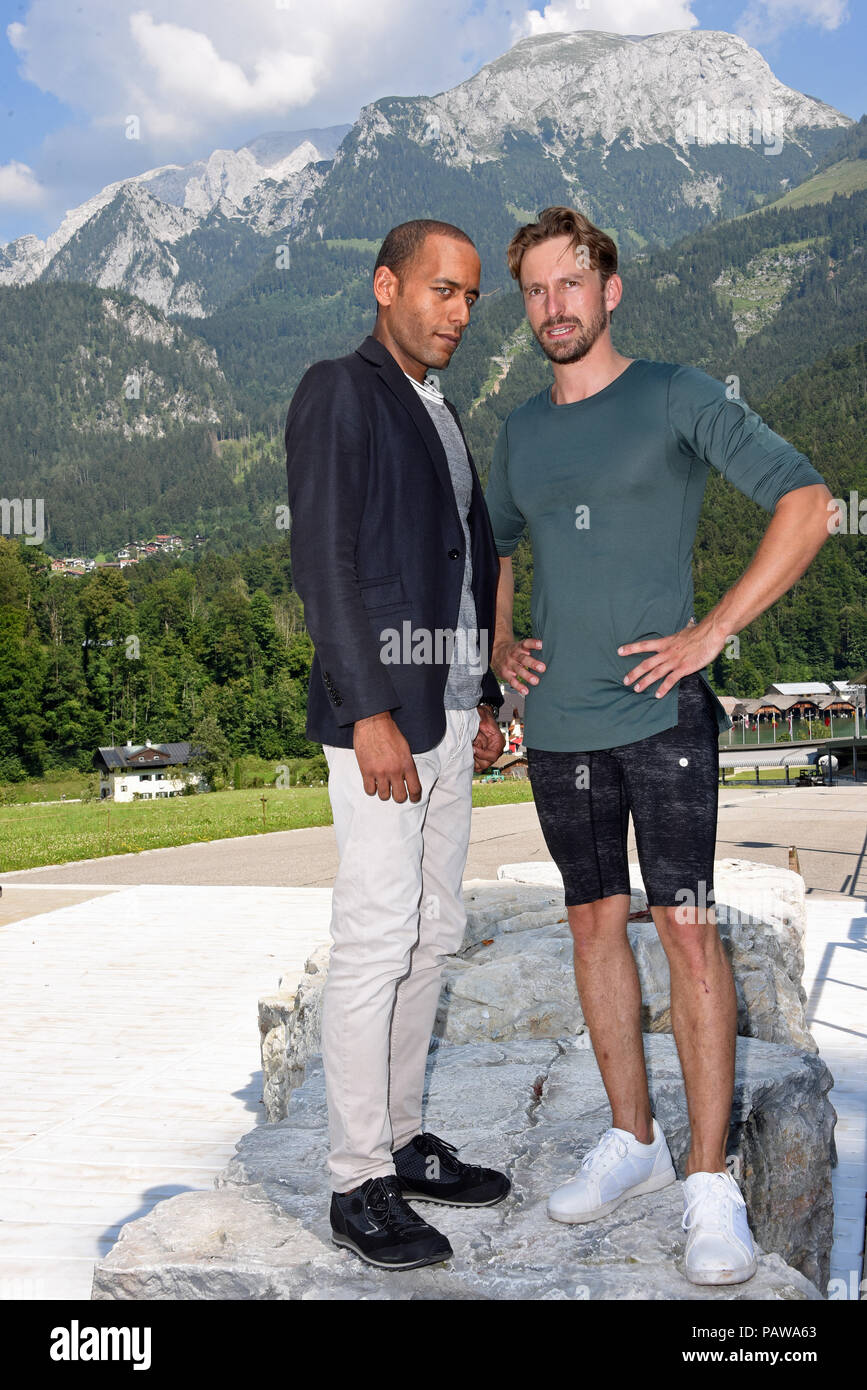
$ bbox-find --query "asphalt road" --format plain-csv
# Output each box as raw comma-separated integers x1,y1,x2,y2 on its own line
2,784,865,903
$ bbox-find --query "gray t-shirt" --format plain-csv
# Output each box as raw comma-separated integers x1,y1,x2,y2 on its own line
405,372,483,710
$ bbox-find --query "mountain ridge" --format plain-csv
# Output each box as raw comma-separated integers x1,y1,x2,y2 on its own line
0,29,852,312
0,126,350,301
349,28,848,166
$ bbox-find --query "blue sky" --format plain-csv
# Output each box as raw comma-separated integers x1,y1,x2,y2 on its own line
695,0,864,116
0,0,863,246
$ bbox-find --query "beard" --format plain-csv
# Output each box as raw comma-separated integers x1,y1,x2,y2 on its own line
534,298,610,364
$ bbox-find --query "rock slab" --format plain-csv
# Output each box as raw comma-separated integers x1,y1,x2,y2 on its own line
92,1033,833,1300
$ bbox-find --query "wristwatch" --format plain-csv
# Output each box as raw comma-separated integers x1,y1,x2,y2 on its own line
477,702,500,721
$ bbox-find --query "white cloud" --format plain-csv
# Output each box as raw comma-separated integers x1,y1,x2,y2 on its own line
735,1,849,45
0,159,47,208
516,1,699,39
1,0,517,239
4,0,848,161
5,1,515,146
2,0,845,243
122,11,323,136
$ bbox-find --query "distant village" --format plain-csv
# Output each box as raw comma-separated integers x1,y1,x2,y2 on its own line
49,534,208,575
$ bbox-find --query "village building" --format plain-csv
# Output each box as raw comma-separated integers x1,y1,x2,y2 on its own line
94,741,208,802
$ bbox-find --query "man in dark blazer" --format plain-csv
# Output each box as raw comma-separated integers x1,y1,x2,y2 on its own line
285,219,508,1271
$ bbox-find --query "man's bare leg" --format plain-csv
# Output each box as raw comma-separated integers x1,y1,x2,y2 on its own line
567,891,653,1144
650,902,737,1176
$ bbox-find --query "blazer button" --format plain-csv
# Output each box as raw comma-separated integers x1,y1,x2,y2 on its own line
448,548,460,559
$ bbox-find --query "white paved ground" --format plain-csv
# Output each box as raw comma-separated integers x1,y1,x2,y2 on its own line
800,898,867,1297
0,884,333,1301
0,879,864,1301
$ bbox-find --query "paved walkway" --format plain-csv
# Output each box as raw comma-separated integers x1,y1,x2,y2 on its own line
0,884,333,1300
0,821,864,1299
801,897,867,1296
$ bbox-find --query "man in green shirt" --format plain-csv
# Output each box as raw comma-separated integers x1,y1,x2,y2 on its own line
486,205,831,1285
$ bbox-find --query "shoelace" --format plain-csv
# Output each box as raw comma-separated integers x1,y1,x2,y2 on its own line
364,1177,430,1233
580,1129,629,1175
682,1170,746,1234
413,1132,487,1180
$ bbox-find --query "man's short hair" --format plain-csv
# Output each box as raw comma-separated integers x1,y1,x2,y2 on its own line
373,219,476,290
506,206,618,289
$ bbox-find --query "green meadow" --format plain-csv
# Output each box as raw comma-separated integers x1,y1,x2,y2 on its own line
0,778,535,873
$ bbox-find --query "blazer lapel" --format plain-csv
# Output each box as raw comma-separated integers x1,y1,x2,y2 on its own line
355,335,462,528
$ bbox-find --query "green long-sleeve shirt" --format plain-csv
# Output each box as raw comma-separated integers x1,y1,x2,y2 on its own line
484,358,826,752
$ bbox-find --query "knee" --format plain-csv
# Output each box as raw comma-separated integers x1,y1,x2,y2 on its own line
567,899,626,959
656,907,726,975
327,932,414,985
417,896,466,961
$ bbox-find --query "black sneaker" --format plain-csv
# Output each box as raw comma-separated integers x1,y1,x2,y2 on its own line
330,1175,453,1270
393,1132,511,1206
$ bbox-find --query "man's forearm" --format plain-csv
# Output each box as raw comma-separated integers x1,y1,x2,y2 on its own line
702,483,832,642
491,554,546,692
494,556,516,649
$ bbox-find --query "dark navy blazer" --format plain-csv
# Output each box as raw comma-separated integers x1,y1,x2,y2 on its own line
284,334,504,753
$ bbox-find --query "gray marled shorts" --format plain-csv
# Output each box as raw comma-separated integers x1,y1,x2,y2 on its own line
526,673,720,909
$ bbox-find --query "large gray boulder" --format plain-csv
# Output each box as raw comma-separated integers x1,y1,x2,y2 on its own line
91,1033,832,1300
259,861,815,1122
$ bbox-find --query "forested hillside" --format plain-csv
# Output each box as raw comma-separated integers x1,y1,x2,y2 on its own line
0,281,308,555
0,538,316,783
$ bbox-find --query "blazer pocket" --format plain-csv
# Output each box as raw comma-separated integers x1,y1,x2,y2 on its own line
358,574,407,612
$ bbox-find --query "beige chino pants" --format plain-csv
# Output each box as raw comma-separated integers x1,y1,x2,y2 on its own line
321,706,481,1192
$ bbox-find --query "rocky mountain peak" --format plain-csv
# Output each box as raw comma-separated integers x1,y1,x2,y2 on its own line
352,28,849,164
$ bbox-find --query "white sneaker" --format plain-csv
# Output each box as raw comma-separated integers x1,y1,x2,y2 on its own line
547,1118,676,1224
681,1170,758,1285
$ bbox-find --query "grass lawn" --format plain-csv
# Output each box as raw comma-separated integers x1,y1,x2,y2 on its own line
1,769,93,803
471,780,535,808
0,787,333,873
739,159,867,217
0,779,536,873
